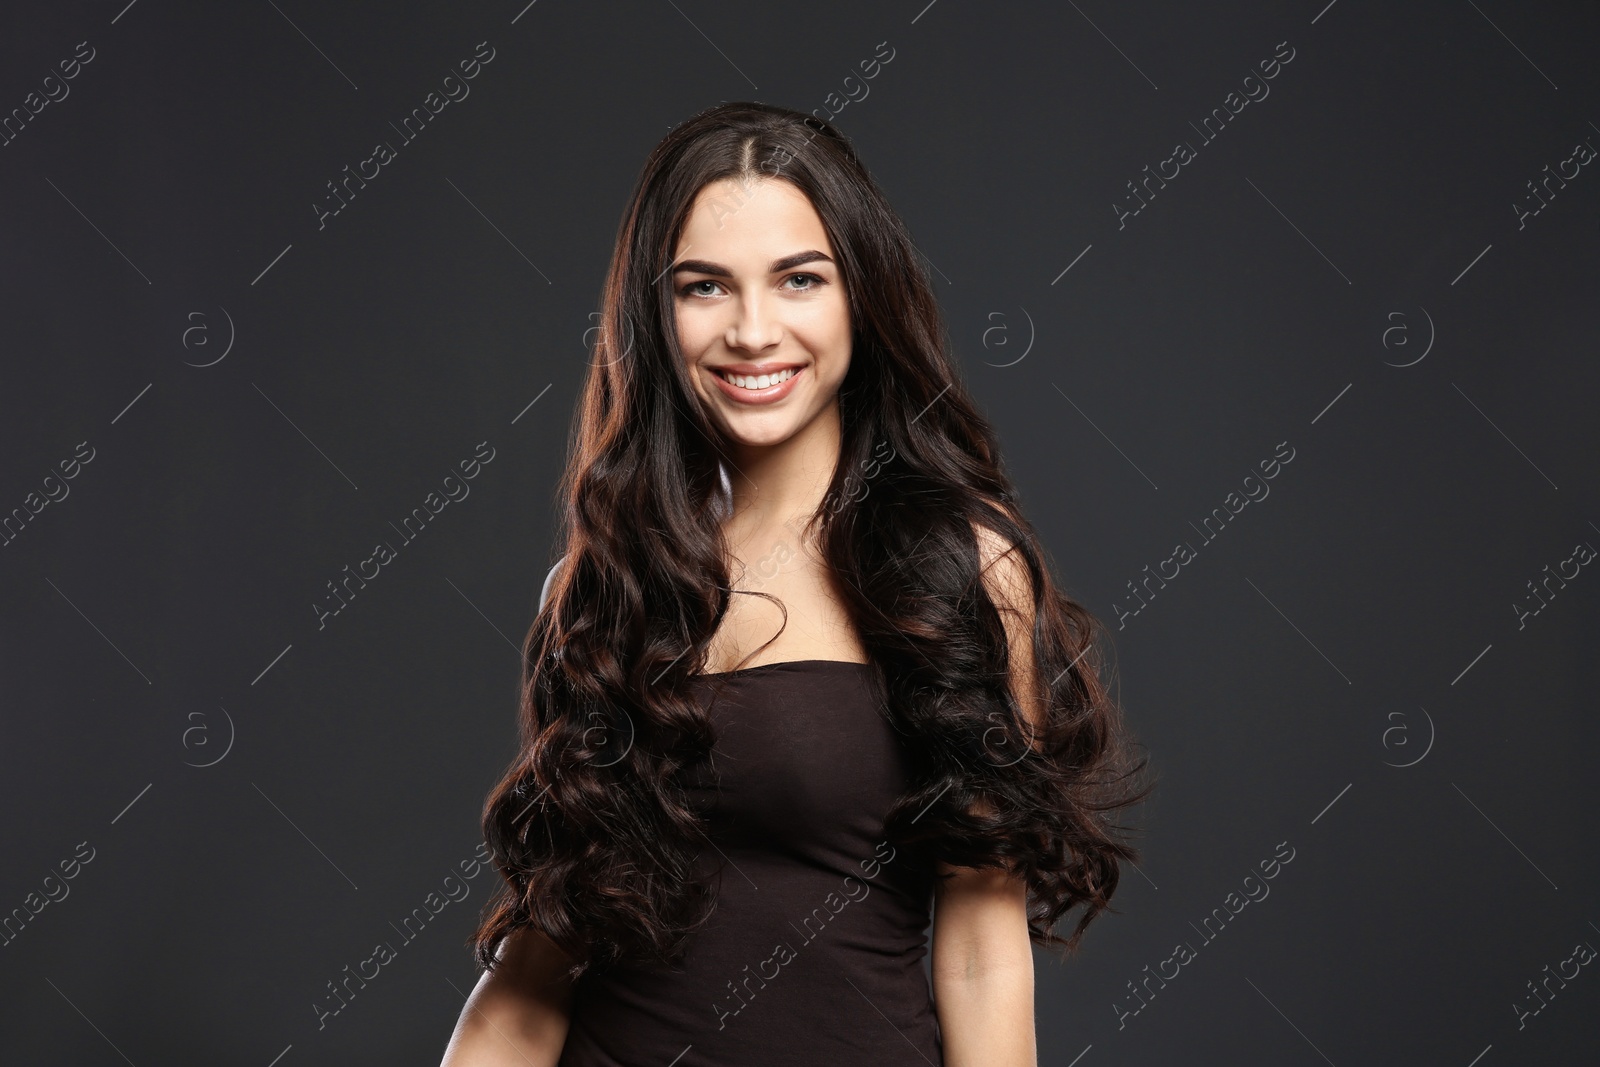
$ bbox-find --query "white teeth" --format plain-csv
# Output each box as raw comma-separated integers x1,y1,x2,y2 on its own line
717,367,796,390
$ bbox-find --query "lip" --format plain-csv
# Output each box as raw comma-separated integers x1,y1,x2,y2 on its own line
708,364,805,405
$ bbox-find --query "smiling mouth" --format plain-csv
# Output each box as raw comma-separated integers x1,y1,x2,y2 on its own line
713,367,800,390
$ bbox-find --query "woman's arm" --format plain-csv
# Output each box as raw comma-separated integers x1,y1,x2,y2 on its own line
443,564,575,1063
438,925,575,1067
931,861,1037,1067
928,520,1047,1065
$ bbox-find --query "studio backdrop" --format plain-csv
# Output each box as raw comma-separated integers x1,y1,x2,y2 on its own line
2,1,1596,1063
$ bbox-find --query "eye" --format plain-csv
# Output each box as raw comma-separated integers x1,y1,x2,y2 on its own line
784,272,825,291
679,279,722,299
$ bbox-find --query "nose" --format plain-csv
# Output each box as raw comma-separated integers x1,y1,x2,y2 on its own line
725,291,783,353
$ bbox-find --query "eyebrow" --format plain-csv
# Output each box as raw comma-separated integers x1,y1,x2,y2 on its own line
670,250,835,278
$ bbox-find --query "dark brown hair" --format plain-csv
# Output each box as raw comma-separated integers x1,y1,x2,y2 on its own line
470,100,1153,982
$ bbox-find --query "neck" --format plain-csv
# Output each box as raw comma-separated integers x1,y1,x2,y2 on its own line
724,403,842,528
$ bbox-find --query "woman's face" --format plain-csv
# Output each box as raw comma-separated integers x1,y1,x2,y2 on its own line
671,177,852,450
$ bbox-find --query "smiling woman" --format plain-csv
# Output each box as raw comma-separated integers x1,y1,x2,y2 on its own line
671,180,854,460
440,101,1152,1067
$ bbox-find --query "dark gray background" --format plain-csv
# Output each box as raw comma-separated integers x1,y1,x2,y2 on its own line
2,1,1596,1063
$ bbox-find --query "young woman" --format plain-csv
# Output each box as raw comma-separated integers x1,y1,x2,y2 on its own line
440,101,1151,1067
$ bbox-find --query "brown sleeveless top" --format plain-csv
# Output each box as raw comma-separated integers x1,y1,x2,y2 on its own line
557,659,944,1066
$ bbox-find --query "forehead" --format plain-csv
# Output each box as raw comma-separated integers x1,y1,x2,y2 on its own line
675,177,833,260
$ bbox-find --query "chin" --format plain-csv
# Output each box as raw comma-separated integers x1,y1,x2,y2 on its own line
723,424,799,448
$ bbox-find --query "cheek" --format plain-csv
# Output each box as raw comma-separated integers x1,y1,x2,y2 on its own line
674,307,702,355
678,318,724,384
825,304,853,379
797,297,852,353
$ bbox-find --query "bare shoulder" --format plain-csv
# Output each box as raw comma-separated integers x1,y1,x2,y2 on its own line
539,555,567,612
970,510,1031,617
969,509,1046,737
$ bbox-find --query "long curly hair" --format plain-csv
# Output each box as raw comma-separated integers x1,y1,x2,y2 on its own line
469,101,1153,983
